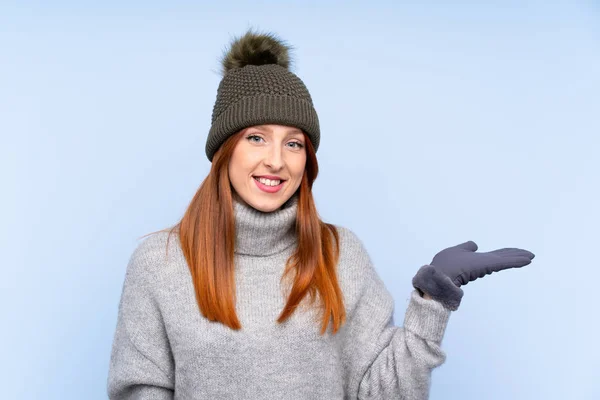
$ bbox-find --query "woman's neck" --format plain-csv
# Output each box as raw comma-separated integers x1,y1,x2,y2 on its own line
233,193,299,257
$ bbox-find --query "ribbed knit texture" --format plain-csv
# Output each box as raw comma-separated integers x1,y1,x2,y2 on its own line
233,194,298,257
205,64,320,161
107,197,454,399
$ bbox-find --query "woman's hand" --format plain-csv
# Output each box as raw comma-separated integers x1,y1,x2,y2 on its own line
412,240,535,310
430,240,535,287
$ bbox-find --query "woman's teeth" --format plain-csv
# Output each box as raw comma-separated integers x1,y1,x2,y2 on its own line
254,177,281,186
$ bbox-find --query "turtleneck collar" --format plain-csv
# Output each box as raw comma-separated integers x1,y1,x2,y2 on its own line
233,193,299,257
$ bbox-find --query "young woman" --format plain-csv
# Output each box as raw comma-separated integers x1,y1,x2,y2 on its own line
107,30,535,399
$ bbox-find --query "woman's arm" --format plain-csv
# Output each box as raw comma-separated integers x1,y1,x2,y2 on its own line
337,228,453,400
355,289,451,399
107,237,175,399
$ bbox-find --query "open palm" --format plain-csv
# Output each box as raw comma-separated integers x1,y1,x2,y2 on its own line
431,240,536,287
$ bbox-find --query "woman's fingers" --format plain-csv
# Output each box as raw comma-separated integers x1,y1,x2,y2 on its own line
490,256,533,271
453,241,478,252
489,248,535,260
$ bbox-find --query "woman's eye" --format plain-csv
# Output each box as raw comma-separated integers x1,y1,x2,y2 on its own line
246,135,263,143
246,135,303,149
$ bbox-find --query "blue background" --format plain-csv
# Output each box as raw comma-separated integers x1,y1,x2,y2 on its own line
2,1,598,398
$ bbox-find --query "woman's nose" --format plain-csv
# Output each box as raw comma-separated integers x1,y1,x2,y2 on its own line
264,147,284,169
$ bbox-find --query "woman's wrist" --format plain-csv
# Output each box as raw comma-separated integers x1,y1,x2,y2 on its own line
416,287,432,300
412,265,464,311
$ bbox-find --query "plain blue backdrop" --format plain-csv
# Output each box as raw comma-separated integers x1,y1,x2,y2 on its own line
2,1,598,399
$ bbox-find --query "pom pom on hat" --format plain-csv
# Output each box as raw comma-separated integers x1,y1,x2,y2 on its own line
220,29,292,75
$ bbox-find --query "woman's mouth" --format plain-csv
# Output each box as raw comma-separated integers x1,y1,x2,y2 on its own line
253,176,285,193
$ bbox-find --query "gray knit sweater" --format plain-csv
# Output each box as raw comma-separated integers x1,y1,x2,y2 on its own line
107,195,453,399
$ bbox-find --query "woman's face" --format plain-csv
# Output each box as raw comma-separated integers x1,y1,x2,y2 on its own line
228,124,307,212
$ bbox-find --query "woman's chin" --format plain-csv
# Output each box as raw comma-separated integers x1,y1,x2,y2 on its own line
238,191,289,213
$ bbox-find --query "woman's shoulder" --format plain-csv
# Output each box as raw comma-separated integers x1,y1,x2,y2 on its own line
126,229,182,282
333,225,365,247
332,225,371,259
330,224,394,309
330,224,374,279
132,229,179,257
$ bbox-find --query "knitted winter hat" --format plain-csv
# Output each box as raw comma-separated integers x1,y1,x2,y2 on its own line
205,30,321,162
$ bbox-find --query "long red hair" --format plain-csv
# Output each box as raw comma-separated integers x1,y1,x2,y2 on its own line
143,129,346,335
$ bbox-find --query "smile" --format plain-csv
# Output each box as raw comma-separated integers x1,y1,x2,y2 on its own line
253,177,285,193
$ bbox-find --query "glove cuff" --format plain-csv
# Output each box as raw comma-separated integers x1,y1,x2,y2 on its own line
412,265,464,311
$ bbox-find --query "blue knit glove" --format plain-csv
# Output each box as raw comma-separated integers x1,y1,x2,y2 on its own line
412,241,535,311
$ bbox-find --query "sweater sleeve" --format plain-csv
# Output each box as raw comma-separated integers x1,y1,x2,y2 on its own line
338,228,453,400
107,237,175,399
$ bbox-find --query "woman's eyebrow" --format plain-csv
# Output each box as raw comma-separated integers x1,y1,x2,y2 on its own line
287,130,304,137
253,125,272,133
